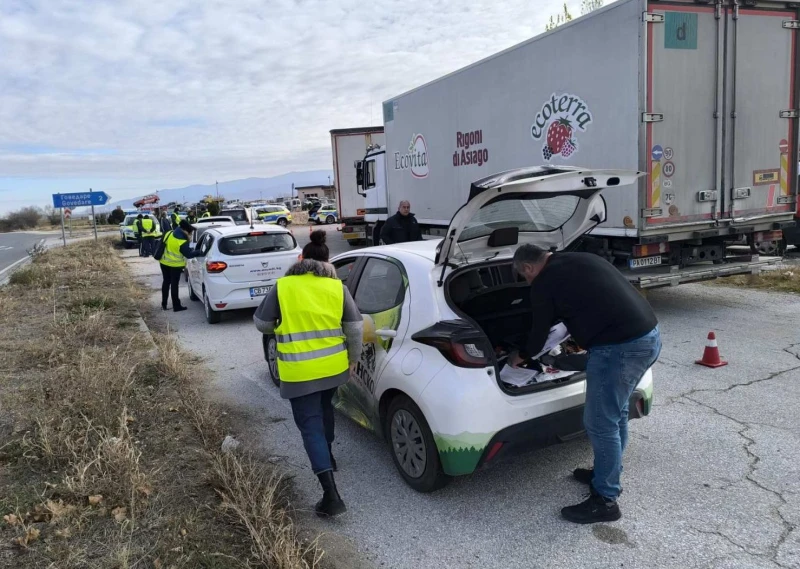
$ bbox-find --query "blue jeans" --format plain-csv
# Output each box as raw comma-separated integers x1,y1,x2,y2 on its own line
289,387,336,475
585,326,661,500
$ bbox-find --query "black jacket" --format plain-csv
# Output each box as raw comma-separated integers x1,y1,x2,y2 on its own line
380,212,423,245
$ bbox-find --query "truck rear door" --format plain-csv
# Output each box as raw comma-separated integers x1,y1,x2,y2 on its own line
726,3,796,222
644,0,797,228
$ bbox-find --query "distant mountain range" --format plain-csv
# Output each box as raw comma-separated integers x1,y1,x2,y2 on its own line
106,170,333,210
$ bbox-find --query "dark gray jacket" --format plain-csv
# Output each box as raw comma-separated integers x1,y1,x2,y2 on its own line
254,259,363,399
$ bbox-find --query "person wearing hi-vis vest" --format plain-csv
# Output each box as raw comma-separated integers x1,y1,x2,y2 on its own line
171,207,181,230
136,214,159,258
253,230,363,518
159,220,203,312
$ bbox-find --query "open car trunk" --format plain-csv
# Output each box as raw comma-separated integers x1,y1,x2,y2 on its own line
447,261,587,395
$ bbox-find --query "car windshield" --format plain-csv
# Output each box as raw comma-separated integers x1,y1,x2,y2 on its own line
458,195,580,242
218,232,296,255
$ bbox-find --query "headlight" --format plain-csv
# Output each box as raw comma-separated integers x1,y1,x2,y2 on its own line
124,228,134,234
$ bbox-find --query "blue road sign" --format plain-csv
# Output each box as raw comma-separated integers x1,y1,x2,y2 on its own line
52,191,111,208
651,145,664,161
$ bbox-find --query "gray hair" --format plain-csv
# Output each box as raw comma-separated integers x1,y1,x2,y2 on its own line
398,200,410,208
285,259,337,279
512,244,548,271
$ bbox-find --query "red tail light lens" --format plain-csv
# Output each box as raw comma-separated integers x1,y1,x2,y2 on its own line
412,320,491,368
206,261,228,273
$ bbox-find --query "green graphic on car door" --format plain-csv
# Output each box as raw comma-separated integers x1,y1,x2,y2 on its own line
334,272,408,433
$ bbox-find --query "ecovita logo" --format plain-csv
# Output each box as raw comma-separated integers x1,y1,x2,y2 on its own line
394,133,429,178
531,93,593,161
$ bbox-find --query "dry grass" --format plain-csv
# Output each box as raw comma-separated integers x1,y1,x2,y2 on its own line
0,237,321,569
711,267,800,294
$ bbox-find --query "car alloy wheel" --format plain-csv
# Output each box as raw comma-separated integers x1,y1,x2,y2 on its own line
391,409,426,478
204,293,221,324
325,215,335,225
278,218,287,227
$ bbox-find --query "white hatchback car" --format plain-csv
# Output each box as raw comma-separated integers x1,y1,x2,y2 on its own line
264,166,655,492
187,225,301,324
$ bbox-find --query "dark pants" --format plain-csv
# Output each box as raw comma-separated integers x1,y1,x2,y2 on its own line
289,387,336,474
141,236,155,257
160,264,184,309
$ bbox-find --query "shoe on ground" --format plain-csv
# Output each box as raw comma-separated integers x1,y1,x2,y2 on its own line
573,467,593,485
315,470,346,518
174,306,188,312
561,488,621,524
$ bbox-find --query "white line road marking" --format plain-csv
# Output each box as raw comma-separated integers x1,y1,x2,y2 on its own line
0,246,13,251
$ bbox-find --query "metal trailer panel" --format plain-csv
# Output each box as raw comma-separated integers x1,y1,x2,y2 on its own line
644,1,797,231
383,0,643,234
332,129,385,220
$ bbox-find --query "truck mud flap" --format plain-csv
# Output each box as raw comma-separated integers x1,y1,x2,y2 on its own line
627,257,782,289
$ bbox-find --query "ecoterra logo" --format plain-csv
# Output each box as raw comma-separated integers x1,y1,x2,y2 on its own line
394,133,429,179
531,93,593,161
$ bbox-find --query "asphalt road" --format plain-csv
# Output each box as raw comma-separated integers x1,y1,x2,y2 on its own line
0,232,45,277
124,226,799,569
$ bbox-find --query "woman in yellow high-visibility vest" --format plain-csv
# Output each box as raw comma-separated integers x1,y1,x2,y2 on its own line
254,230,362,518
159,220,203,312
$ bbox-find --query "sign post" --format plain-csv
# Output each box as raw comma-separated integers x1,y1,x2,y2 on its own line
59,196,67,247
89,188,98,241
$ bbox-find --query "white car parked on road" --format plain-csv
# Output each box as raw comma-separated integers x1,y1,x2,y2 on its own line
264,166,655,492
187,225,301,324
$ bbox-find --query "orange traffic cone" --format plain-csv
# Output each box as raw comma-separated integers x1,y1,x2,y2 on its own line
695,331,728,368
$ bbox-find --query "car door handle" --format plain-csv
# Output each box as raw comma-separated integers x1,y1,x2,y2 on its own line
375,329,397,338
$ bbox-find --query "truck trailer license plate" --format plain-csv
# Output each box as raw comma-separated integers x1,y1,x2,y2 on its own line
250,285,273,297
629,255,662,269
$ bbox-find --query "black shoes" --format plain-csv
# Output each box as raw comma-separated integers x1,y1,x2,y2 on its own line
315,471,346,518
573,467,593,485
174,306,188,312
561,487,621,524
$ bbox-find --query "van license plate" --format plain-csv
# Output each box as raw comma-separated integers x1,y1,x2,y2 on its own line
629,255,662,269
250,286,273,297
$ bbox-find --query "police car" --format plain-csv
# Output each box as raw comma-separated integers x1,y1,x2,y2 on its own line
256,206,293,227
263,166,656,492
309,205,338,225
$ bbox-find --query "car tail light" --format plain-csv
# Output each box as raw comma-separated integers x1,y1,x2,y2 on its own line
632,243,669,258
206,261,228,273
215,303,227,309
249,232,265,236
412,320,491,368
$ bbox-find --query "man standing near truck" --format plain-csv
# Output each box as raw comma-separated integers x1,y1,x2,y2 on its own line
379,201,423,245
509,244,661,524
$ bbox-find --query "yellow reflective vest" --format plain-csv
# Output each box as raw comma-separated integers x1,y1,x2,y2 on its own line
275,274,348,382
139,217,158,237
201,211,211,218
159,231,188,268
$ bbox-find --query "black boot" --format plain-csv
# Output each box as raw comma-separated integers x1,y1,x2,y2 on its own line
329,444,338,472
561,487,621,524
573,467,593,485
315,470,346,518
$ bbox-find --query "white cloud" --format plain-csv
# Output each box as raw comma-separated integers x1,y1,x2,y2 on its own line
0,0,579,194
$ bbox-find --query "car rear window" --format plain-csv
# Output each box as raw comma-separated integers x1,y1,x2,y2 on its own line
458,195,580,242
219,209,248,222
218,233,296,256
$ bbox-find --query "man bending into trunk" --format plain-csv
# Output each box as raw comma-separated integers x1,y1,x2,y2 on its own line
509,244,661,524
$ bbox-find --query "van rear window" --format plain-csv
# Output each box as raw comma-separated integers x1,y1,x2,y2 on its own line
218,233,296,256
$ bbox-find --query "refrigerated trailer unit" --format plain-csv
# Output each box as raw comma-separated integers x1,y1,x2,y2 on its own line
330,127,385,246
356,0,798,288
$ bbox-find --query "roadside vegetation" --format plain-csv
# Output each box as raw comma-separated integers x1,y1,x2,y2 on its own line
713,266,800,294
0,238,321,568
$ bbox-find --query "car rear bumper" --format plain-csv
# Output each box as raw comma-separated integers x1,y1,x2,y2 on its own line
476,389,650,470
206,281,276,311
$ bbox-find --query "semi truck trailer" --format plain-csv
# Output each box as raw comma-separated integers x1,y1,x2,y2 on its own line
355,0,798,288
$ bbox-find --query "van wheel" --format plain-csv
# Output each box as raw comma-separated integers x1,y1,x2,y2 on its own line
204,293,222,324
385,395,449,493
264,335,280,388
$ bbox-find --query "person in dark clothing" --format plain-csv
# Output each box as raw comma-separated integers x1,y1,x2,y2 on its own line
134,214,145,256
379,200,423,245
158,220,203,312
509,244,661,525
159,212,171,233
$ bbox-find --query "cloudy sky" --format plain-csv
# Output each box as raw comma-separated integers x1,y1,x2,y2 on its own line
0,0,582,213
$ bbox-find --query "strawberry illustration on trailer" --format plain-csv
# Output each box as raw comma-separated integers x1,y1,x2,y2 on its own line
543,118,574,159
